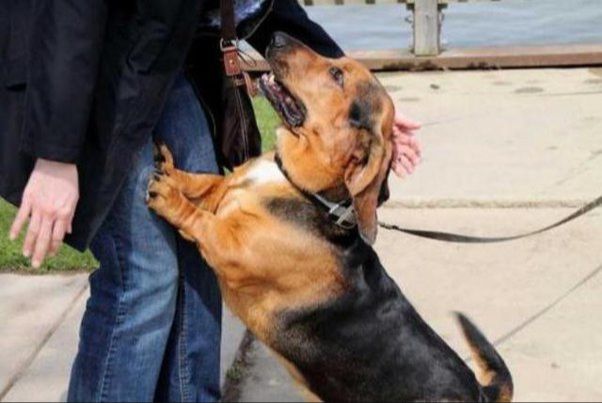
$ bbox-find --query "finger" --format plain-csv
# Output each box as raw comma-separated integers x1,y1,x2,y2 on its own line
9,198,32,241
409,137,423,157
393,133,414,146
395,144,421,166
391,161,407,178
398,156,415,176
392,129,417,144
394,113,422,130
23,210,42,258
66,210,75,234
49,218,68,257
392,155,415,177
32,216,53,269
395,134,422,155
392,126,411,138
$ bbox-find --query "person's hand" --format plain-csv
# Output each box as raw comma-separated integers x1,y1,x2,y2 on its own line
9,159,79,268
391,111,422,178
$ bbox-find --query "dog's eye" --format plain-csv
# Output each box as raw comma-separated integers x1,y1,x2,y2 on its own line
329,67,344,88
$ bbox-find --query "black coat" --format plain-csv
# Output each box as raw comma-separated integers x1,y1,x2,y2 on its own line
0,0,343,251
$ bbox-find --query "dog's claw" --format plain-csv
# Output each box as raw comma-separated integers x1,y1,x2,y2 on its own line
153,141,167,164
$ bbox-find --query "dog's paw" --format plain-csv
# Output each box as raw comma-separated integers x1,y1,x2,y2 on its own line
153,141,175,174
146,172,180,216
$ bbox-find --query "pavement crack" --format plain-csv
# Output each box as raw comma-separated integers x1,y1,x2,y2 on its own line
492,263,602,348
0,283,89,402
552,152,602,188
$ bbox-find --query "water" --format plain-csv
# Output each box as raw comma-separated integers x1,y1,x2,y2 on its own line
302,0,602,51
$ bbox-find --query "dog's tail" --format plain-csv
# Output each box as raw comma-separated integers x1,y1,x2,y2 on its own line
455,313,513,402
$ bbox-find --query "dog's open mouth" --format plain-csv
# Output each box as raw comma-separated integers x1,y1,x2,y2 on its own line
258,73,306,128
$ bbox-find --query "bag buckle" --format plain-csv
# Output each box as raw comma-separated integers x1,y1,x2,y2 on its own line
221,39,242,77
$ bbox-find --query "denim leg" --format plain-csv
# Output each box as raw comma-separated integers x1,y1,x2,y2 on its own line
68,138,180,402
68,74,222,402
152,74,223,403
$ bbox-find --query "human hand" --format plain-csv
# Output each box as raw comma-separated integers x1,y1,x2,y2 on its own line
9,159,79,268
391,111,422,178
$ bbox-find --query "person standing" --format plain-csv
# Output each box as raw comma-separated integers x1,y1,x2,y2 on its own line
0,1,421,401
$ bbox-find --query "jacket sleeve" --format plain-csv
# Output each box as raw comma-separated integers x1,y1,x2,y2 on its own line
246,0,344,59
20,0,108,164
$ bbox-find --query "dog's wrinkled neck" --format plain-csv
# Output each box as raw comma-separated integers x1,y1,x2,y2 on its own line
275,129,345,196
274,152,357,230
273,151,348,204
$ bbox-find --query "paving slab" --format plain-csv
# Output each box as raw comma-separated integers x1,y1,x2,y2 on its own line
2,287,87,403
0,274,89,400
378,68,602,204
237,208,602,402
238,341,305,403
0,272,246,402
220,308,248,387
376,208,602,402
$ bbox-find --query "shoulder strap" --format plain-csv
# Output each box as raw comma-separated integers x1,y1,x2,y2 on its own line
220,0,245,81
220,0,237,43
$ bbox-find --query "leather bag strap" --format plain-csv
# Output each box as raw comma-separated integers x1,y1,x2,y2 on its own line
220,0,237,43
220,0,243,79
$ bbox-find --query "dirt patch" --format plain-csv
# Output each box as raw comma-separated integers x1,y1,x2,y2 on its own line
589,68,602,78
398,97,421,102
221,331,256,402
384,85,402,92
515,86,544,94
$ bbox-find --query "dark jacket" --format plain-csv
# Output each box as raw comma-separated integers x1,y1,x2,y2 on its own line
0,0,343,251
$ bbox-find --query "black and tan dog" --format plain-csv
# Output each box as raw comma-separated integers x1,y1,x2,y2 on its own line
147,32,513,402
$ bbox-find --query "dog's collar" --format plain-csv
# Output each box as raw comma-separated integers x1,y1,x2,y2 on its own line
274,153,357,230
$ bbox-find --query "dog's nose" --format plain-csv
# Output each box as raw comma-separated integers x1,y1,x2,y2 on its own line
271,32,289,49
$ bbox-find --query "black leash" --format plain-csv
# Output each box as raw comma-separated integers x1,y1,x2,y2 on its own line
379,195,602,244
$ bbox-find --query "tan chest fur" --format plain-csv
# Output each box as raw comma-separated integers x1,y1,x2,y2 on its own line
212,156,347,341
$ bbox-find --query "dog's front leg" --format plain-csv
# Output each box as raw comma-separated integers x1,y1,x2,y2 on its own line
154,143,226,212
146,175,244,283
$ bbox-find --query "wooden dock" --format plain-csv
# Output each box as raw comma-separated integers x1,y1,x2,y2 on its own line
246,44,602,72
243,1,602,71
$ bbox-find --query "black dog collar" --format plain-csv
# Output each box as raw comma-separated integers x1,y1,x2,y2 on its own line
274,153,357,230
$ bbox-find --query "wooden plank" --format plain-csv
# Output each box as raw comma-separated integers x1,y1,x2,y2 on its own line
300,0,499,5
244,44,602,72
412,0,441,56
300,0,406,5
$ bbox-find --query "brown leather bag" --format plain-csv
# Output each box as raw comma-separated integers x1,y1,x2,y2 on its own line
219,0,262,170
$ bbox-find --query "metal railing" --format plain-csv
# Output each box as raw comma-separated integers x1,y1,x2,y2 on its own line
300,0,503,56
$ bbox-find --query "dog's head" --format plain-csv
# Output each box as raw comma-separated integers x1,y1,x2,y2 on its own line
260,32,394,245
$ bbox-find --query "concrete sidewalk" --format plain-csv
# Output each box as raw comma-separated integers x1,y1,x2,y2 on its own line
0,274,246,402
0,68,601,402
381,67,602,205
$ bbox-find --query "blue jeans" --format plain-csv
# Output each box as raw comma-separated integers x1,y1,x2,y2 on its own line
68,75,222,402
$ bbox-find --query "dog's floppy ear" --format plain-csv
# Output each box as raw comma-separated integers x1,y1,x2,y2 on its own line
344,127,387,245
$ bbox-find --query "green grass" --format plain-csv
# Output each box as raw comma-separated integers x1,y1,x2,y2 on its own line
254,97,280,152
0,100,281,273
0,199,98,273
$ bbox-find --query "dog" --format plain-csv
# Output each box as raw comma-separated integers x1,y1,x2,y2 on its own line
147,32,513,402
